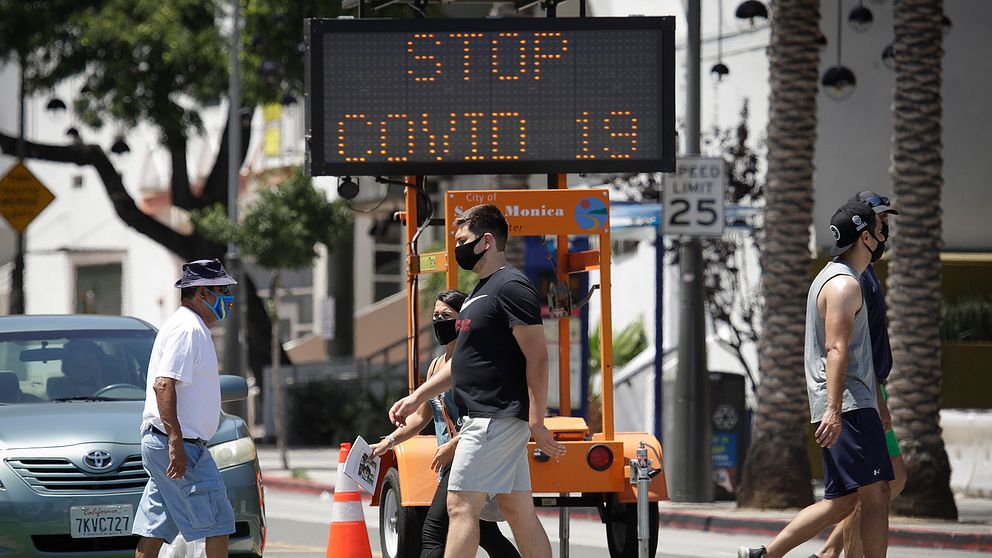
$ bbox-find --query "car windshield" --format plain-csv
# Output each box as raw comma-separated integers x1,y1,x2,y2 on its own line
0,329,155,404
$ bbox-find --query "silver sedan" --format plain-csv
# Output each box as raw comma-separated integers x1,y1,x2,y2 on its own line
0,315,265,557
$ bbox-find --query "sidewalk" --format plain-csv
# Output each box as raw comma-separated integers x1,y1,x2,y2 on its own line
256,445,992,552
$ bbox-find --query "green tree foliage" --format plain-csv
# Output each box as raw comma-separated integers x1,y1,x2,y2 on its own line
941,294,992,342
194,167,351,270
587,318,648,432
588,317,648,373
0,0,339,133
0,0,343,378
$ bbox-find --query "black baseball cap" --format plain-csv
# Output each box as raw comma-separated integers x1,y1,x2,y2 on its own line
849,190,899,215
829,202,878,257
174,259,238,288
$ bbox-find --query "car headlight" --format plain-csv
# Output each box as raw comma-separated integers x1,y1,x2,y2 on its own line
209,437,257,469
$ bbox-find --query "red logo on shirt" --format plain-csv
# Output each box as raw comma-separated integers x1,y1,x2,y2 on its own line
455,319,471,332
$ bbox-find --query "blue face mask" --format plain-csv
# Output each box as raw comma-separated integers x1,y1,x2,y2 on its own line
206,290,235,320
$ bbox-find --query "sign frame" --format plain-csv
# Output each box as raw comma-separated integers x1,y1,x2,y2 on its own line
305,16,676,176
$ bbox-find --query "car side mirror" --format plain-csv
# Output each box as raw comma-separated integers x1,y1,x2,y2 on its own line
219,375,248,402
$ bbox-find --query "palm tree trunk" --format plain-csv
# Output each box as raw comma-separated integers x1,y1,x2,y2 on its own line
270,270,289,471
737,0,821,509
886,0,957,519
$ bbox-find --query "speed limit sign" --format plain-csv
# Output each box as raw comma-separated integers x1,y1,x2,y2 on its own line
662,157,726,237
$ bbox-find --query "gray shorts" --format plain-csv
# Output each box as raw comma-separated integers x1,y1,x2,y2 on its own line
449,416,531,495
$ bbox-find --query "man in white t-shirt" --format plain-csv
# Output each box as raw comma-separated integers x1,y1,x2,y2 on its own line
133,259,238,558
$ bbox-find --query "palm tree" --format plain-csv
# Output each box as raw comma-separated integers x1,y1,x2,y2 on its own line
737,0,821,509
885,0,957,519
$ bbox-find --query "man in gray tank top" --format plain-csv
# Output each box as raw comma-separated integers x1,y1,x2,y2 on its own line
739,202,895,558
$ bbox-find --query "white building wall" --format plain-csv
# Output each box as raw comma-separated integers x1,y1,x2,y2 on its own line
125,230,182,326
23,252,71,314
813,0,992,251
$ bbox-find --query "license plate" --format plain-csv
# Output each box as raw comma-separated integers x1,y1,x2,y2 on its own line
69,504,134,538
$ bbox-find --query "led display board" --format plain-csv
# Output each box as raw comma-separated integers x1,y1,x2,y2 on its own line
305,17,675,176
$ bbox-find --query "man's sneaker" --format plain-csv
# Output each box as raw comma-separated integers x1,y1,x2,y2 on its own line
737,546,767,558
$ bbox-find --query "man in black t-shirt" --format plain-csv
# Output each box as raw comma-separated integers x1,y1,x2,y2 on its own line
389,204,565,558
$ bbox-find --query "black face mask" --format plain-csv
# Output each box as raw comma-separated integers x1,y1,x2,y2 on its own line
866,232,886,263
433,318,457,345
881,221,890,241
454,235,486,271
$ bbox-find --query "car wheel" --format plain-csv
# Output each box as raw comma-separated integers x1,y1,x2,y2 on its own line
379,468,424,558
605,499,659,558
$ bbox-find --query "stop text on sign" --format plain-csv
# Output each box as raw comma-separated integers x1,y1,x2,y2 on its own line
306,17,675,175
406,32,568,82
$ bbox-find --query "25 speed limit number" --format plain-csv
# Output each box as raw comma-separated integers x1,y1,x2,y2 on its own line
662,157,726,237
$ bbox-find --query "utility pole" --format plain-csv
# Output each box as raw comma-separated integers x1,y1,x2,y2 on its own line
223,0,247,419
668,0,713,502
10,54,27,315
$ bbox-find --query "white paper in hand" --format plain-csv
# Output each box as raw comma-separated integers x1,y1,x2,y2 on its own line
343,436,381,494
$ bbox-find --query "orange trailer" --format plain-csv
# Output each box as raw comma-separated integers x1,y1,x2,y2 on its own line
371,179,667,558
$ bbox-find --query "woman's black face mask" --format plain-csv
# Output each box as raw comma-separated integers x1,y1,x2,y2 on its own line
433,318,458,345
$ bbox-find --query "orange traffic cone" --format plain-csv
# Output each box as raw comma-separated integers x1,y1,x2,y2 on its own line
325,442,372,558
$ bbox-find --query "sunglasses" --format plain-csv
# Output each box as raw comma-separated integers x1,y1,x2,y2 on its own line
211,286,232,296
863,195,890,208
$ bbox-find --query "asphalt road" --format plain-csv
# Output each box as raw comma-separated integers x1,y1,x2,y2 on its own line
263,489,988,558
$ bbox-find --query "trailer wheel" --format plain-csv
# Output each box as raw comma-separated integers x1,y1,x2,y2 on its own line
605,500,659,558
379,468,425,558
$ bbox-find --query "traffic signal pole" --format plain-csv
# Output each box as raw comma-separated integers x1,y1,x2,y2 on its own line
668,0,714,503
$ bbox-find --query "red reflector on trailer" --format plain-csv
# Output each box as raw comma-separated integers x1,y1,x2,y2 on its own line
586,444,613,471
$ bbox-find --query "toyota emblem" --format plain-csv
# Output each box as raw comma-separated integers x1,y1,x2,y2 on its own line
83,450,114,471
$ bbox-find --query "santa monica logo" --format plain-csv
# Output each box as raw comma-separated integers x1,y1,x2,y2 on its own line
575,196,607,231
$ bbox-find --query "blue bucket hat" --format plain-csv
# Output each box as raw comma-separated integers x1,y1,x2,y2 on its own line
174,259,237,289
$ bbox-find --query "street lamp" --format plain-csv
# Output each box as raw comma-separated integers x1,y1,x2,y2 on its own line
712,0,730,82
823,0,856,101
734,0,768,29
711,62,730,81
848,3,874,33
822,66,857,101
110,137,131,154
881,44,895,70
46,98,67,112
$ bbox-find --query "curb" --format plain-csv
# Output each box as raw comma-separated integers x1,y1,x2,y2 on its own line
262,475,334,496
262,475,991,552
660,510,992,553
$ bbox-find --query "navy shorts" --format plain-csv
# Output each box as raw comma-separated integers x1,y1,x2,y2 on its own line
818,408,894,499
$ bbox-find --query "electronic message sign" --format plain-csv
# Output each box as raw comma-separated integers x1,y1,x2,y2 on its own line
305,17,675,176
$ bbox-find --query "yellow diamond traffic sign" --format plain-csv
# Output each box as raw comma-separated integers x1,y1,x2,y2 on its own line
0,161,55,233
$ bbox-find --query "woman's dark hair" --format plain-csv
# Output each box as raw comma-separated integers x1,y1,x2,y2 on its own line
436,289,468,313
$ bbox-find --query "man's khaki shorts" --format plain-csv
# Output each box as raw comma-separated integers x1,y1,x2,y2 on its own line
449,416,531,496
